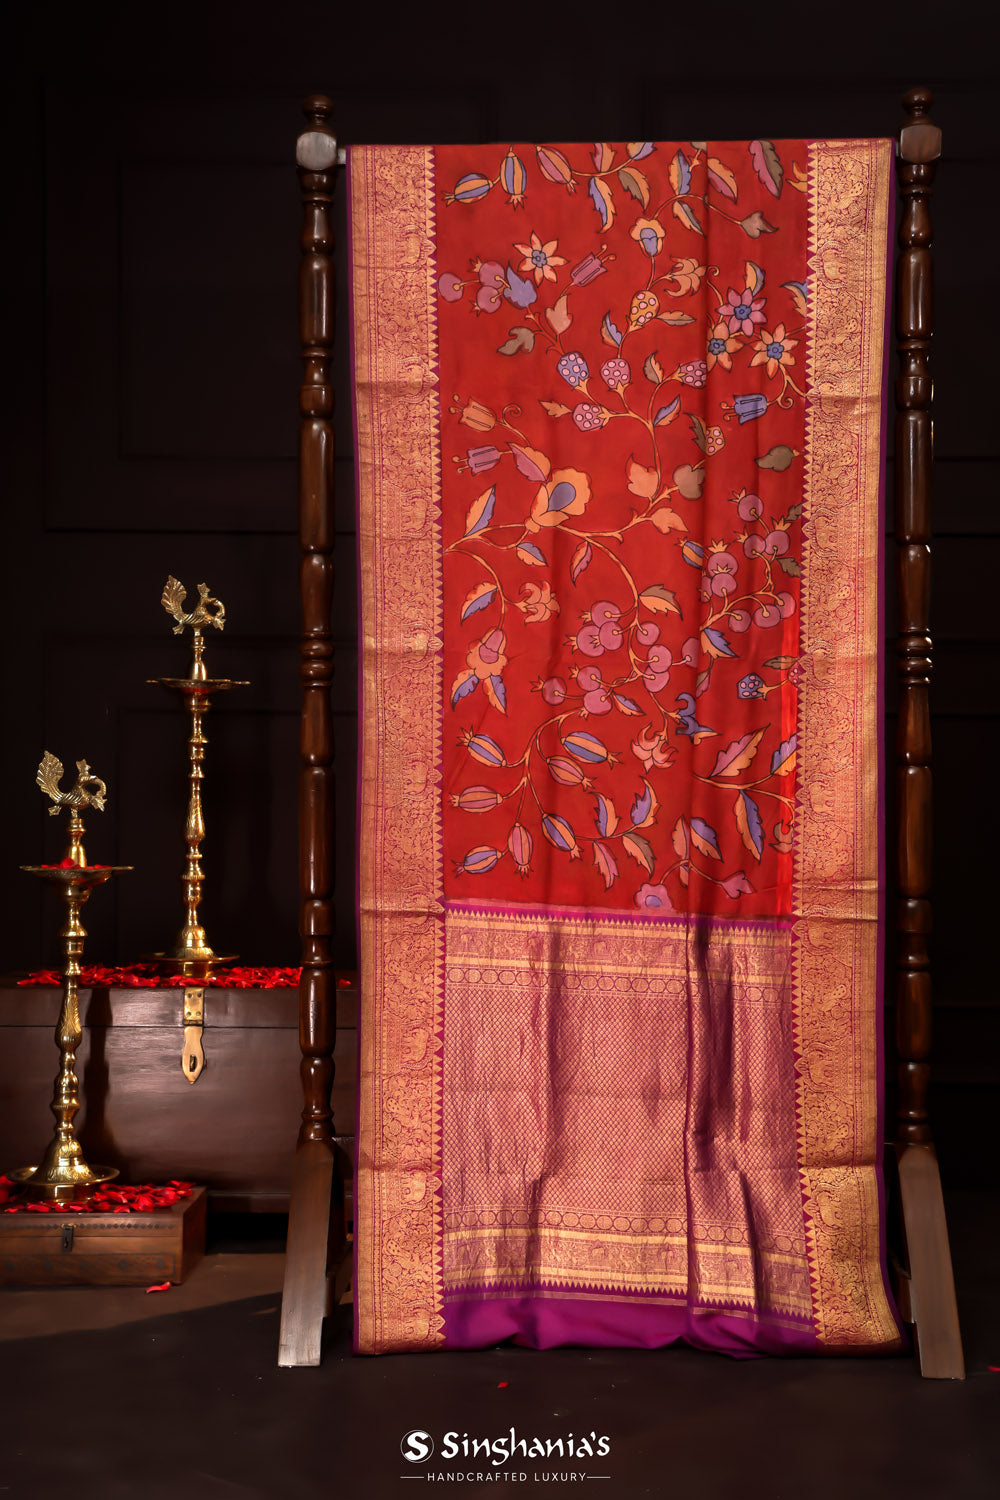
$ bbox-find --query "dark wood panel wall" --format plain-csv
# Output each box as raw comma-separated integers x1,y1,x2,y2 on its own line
2,8,997,1188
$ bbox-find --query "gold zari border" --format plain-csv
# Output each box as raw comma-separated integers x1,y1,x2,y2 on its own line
352,145,445,1353
797,138,901,1348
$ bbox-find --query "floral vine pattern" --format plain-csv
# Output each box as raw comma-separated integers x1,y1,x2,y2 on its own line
436,140,809,918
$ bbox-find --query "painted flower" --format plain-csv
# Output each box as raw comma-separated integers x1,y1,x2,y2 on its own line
450,785,501,812
634,882,676,912
570,253,606,286
454,846,502,875
719,285,767,336
631,724,675,772
518,581,559,623
507,824,533,876
706,321,741,372
600,357,631,389
465,445,502,474
528,467,592,529
630,217,665,257
572,403,607,433
733,393,767,424
678,359,707,389
750,323,799,378
454,397,495,432
556,351,589,387
738,672,765,699
461,731,506,767
501,150,528,208
467,629,508,679
514,231,566,285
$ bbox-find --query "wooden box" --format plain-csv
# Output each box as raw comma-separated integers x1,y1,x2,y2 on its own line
0,982,357,1213
0,1185,206,1285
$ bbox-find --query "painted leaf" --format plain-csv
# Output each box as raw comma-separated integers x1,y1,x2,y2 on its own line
460,582,497,622
627,458,659,499
745,260,765,298
451,670,479,708
672,463,703,499
740,211,777,238
593,793,619,838
640,585,682,616
790,161,808,194
540,399,571,418
679,865,690,887
710,727,767,778
669,149,692,196
653,397,680,426
671,816,689,859
784,502,804,522
588,176,616,230
621,832,655,875
570,540,592,585
701,626,736,658
706,156,738,201
672,199,705,235
783,280,808,318
778,555,801,576
464,486,496,537
734,790,765,861
510,443,551,482
770,734,797,778
484,674,507,715
688,414,708,453
593,840,619,890
721,870,754,897
613,692,642,714
593,141,615,172
763,656,798,670
643,352,664,384
650,507,687,533
497,326,536,355
690,817,722,861
504,267,538,308
601,311,624,348
658,310,696,326
757,445,796,471
626,142,656,160
617,166,650,207
545,295,573,335
630,778,658,829
695,665,713,698
749,139,784,197
516,540,547,566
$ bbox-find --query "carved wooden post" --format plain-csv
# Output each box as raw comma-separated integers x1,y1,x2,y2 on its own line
279,94,342,1367
894,85,963,1379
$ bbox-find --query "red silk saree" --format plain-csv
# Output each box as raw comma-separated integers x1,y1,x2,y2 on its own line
350,137,903,1356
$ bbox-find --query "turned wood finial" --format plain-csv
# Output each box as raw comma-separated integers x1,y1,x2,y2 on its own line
900,86,942,164
297,94,337,171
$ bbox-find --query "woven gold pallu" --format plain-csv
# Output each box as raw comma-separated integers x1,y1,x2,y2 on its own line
350,136,902,1356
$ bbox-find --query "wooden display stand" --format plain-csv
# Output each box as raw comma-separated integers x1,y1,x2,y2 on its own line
278,88,965,1376
0,1186,206,1286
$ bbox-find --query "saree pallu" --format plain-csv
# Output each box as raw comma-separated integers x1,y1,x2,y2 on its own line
350,137,904,1356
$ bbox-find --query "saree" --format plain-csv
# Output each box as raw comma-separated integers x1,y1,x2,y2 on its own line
350,137,903,1356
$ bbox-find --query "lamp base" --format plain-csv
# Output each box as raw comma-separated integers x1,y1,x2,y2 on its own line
9,1164,120,1202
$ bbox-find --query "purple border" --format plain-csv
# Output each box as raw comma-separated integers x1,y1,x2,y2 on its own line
444,1295,817,1359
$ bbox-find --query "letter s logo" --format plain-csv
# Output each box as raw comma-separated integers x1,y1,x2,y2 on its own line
401,1430,435,1463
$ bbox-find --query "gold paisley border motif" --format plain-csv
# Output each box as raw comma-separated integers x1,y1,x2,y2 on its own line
352,145,445,1354
797,138,901,1349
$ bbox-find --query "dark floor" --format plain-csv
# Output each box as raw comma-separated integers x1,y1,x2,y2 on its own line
1,1189,996,1500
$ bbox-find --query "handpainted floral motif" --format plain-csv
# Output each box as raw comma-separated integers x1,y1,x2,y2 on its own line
436,140,809,917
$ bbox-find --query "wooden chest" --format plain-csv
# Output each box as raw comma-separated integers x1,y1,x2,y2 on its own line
0,982,357,1212
0,1185,206,1285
